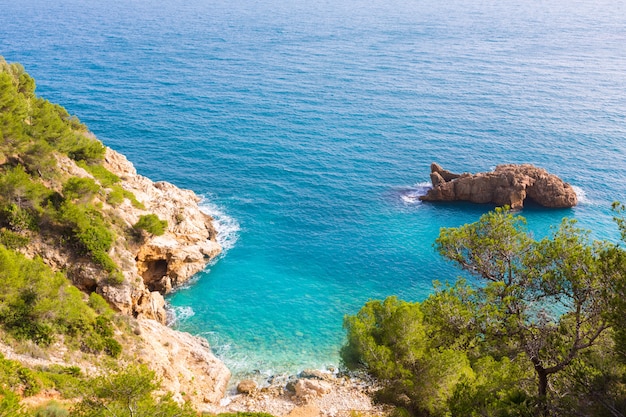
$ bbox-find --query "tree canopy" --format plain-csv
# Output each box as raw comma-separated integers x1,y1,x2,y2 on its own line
343,207,626,417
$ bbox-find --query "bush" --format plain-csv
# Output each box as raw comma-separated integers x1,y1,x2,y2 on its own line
62,177,100,202
124,190,144,209
77,162,120,187
87,292,112,316
106,185,125,206
60,133,105,163
58,201,115,269
74,365,197,417
133,214,167,236
0,228,29,249
0,203,38,232
31,401,69,417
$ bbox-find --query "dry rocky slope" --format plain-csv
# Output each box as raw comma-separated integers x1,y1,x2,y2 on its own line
420,162,578,209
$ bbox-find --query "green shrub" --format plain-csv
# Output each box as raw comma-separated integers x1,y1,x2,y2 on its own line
0,246,122,355
0,228,29,249
77,162,120,187
106,185,125,206
62,177,100,202
0,203,38,232
57,201,115,269
133,214,167,236
31,401,69,417
87,293,112,316
124,189,144,209
60,133,106,163
0,389,21,415
74,365,197,417
0,165,51,210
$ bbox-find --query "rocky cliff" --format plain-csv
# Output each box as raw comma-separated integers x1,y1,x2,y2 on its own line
20,146,231,406
101,148,222,321
420,163,578,209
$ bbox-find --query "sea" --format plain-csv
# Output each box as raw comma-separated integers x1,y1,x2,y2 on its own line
1,0,625,379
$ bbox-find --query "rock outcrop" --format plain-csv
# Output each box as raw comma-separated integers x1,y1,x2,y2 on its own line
420,163,577,209
101,148,221,321
136,319,231,408
23,146,230,405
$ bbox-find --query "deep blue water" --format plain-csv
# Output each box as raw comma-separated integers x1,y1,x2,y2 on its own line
2,0,626,377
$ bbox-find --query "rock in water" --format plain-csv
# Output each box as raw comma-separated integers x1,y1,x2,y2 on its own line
419,163,577,209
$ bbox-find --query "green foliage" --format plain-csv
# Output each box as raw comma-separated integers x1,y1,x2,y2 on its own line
0,203,38,232
124,189,145,209
88,293,112,317
0,354,43,398
435,209,612,400
58,201,115,270
105,186,124,206
73,365,197,417
62,177,100,202
59,134,105,163
0,165,50,215
77,162,120,188
344,207,626,416
30,401,69,417
0,247,121,357
133,214,167,236
0,228,29,249
0,388,22,416
343,297,473,416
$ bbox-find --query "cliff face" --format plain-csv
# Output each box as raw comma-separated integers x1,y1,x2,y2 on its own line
420,163,578,209
0,58,230,408
100,148,222,322
21,147,231,405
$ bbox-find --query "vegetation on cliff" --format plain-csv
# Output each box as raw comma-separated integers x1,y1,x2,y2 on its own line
0,58,204,415
343,207,626,417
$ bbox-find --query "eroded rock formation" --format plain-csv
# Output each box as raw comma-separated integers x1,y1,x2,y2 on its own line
101,148,221,321
24,147,230,405
420,163,577,209
136,319,231,408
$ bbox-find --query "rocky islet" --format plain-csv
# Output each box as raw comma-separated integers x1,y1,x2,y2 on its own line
420,162,578,209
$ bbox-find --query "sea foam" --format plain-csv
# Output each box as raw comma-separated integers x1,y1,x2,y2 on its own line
199,197,240,253
400,182,432,205
571,185,590,205
166,306,195,327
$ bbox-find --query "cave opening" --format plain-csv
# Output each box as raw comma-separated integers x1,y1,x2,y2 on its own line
141,258,169,292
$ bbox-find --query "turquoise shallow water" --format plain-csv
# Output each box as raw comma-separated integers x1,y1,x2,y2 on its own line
2,0,626,377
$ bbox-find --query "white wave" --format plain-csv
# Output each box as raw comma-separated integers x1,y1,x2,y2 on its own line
198,197,240,252
571,185,589,205
166,306,195,326
400,182,431,205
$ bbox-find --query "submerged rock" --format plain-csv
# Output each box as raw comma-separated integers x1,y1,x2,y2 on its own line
420,163,578,209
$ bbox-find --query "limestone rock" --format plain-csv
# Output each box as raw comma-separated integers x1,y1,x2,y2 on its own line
17,146,230,408
136,319,231,407
237,379,258,394
299,369,332,381
420,163,577,209
294,379,332,401
103,148,221,293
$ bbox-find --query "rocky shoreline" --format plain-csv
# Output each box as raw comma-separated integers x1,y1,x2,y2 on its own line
99,147,385,415
208,370,386,417
24,143,384,415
